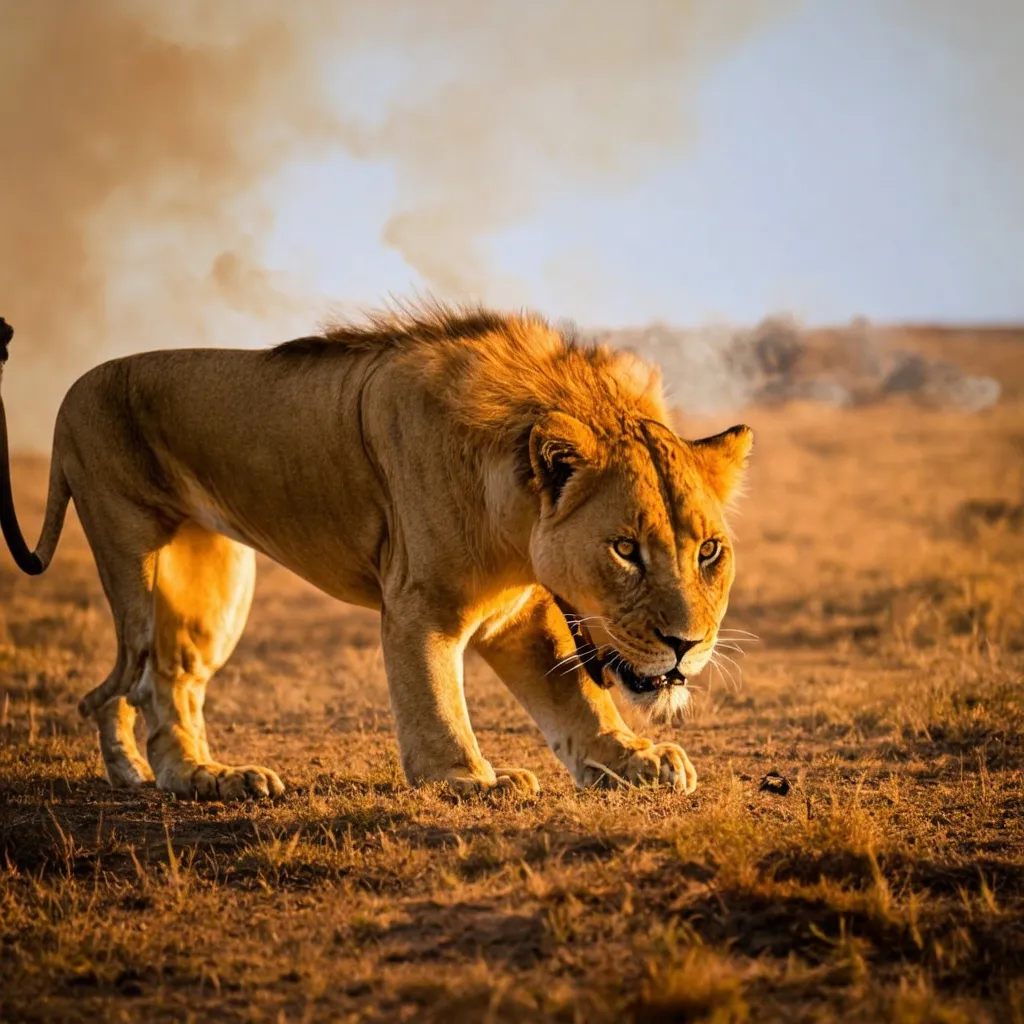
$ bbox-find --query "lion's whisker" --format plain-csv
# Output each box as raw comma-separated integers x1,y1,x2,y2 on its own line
714,663,739,692
546,650,595,677
715,641,747,656
712,650,744,676
709,654,739,691
718,628,760,640
565,614,612,628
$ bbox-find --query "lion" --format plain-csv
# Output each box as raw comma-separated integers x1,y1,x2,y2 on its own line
0,305,752,800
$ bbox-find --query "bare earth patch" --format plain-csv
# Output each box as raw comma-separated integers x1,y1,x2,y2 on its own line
2,342,1023,1021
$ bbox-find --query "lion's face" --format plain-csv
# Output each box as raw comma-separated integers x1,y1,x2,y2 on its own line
528,413,752,722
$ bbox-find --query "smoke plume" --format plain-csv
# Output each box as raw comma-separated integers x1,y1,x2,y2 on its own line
1,0,795,450
334,2,796,300
0,0,342,447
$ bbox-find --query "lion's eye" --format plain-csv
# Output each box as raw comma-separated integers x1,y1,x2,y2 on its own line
699,539,722,564
613,538,640,562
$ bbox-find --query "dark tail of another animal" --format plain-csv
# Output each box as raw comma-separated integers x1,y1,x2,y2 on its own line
0,318,71,575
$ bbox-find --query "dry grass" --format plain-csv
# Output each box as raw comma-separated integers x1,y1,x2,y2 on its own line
2,329,1023,1022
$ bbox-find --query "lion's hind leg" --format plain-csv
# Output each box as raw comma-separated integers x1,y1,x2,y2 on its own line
96,696,153,788
71,495,161,790
83,613,155,789
137,521,282,801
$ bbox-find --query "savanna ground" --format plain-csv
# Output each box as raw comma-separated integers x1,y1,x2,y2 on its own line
1,328,1023,1023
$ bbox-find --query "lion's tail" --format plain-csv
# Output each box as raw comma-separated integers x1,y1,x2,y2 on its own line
0,318,71,575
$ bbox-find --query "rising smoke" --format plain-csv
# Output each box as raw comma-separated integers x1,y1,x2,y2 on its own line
0,0,796,450
0,1,346,447
334,2,798,300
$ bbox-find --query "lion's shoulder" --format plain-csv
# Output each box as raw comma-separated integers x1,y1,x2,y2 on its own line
269,301,516,360
265,299,671,454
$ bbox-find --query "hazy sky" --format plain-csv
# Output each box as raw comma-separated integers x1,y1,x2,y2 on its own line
261,0,1024,326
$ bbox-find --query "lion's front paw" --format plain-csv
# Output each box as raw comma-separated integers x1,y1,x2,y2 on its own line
160,762,285,801
620,741,697,793
580,736,697,794
492,766,541,796
442,765,540,798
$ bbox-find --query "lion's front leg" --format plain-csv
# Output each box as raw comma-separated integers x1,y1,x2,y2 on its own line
380,596,539,797
474,589,697,794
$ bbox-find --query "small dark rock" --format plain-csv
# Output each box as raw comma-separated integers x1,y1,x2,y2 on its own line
758,772,791,796
66,969,99,988
115,970,145,997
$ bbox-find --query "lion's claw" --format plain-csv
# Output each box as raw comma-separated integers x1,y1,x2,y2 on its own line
442,765,540,798
158,762,285,801
580,738,697,793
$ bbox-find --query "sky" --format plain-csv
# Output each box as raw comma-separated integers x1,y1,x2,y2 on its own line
2,0,1022,449
261,0,1024,327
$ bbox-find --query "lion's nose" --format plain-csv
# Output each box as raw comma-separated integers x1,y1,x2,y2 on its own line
654,629,702,662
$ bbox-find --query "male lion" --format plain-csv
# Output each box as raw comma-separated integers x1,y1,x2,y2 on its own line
0,306,751,800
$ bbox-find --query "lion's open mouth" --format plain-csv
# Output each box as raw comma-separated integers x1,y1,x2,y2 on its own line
603,660,687,695
552,595,687,696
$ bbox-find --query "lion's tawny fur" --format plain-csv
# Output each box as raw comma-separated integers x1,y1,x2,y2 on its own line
0,303,751,800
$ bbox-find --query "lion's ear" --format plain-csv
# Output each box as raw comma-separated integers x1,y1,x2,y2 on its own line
690,424,754,504
529,412,602,507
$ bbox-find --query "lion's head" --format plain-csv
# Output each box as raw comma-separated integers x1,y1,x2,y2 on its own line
528,412,752,722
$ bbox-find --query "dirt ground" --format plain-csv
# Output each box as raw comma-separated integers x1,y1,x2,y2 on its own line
1,328,1023,1023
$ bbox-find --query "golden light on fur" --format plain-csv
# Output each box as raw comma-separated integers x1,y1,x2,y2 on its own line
0,303,750,800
